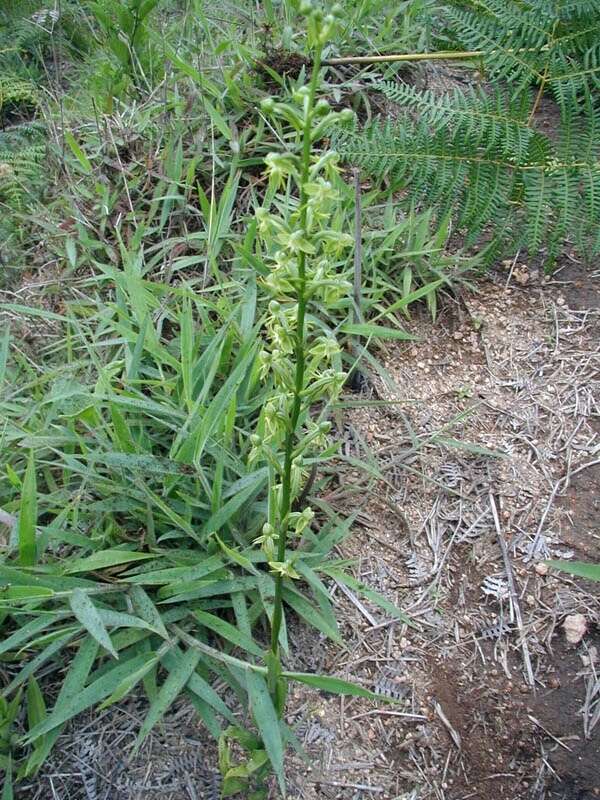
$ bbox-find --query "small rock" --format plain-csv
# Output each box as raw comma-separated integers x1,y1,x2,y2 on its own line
534,562,549,576
514,268,529,285
581,646,598,667
563,613,587,644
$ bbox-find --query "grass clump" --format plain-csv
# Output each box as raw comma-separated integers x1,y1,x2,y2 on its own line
0,3,413,795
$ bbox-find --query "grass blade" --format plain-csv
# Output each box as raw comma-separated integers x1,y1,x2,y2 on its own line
282,671,380,700
68,589,118,658
18,452,37,567
192,609,264,658
246,670,285,794
546,560,600,581
64,549,156,574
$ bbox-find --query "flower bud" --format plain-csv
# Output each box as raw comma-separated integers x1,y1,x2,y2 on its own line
260,97,275,113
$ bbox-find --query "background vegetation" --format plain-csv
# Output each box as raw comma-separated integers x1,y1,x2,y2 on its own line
1,0,599,796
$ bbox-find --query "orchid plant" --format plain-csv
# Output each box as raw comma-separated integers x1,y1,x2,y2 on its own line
249,1,355,717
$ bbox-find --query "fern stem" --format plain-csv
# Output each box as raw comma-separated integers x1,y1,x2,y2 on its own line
528,18,558,125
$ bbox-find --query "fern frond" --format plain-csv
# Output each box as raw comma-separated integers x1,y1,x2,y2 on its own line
445,1,600,112
375,81,534,160
0,75,38,121
0,123,45,210
335,100,600,258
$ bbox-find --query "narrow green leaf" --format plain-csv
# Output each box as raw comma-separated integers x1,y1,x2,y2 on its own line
0,614,62,657
0,326,9,386
246,671,285,794
4,630,77,696
64,130,92,173
23,637,99,770
192,609,264,658
26,676,47,731
546,560,600,581
99,655,159,710
231,591,251,640
0,586,54,601
68,589,118,658
95,608,160,634
129,585,169,639
162,651,237,725
0,303,67,322
125,554,224,585
180,298,194,412
201,474,262,539
340,323,416,341
322,569,417,629
213,534,260,576
372,279,444,321
281,586,341,643
282,671,379,700
187,692,221,738
2,755,13,800
18,452,37,567
64,549,155,574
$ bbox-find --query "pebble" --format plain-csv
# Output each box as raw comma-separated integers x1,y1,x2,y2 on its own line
563,613,587,644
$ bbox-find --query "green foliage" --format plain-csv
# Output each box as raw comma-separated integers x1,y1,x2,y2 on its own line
0,2,89,80
0,123,45,211
547,560,600,581
0,76,38,122
333,0,600,262
0,0,544,794
0,74,45,256
336,86,600,262
88,0,162,108
0,9,412,791
443,0,600,114
0,258,382,787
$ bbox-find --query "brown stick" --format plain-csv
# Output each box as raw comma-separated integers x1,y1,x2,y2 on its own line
323,50,486,66
322,45,548,68
489,493,536,688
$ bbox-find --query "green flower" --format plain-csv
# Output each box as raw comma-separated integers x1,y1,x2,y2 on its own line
268,560,300,580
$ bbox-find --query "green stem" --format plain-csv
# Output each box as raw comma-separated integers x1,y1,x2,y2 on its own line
268,47,323,683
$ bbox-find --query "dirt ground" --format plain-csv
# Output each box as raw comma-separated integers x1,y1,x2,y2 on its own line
17,260,600,800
